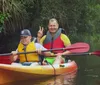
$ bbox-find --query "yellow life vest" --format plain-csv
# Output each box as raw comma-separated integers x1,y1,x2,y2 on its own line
18,42,39,62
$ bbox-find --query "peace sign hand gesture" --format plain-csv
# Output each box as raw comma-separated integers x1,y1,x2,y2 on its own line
37,26,44,38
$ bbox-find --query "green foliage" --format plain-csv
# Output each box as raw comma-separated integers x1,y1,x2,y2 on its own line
70,32,100,51
0,12,10,32
86,4,100,33
0,0,100,53
0,0,100,39
0,0,25,33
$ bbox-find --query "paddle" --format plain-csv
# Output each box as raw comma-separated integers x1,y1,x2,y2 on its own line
61,51,100,57
0,42,89,56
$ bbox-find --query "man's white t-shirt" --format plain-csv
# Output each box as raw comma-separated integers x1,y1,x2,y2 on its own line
34,43,47,50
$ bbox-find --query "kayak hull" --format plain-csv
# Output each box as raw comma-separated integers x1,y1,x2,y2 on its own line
0,61,77,84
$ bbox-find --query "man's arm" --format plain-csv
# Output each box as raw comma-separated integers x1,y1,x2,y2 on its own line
35,43,55,57
11,51,18,62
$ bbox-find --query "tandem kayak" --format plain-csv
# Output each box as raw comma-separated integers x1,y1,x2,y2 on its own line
0,61,77,84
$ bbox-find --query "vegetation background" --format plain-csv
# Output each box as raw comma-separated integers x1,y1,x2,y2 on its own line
0,0,100,53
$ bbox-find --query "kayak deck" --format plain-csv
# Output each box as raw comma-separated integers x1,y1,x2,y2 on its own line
0,61,77,84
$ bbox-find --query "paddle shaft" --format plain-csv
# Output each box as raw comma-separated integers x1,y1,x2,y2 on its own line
62,53,91,56
0,48,77,56
0,42,89,56
60,51,100,56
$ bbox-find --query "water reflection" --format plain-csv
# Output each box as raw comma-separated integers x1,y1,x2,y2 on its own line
76,66,100,85
2,71,77,85
46,71,77,85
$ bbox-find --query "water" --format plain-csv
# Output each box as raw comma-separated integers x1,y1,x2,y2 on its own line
74,55,100,85
2,72,77,85
1,55,100,85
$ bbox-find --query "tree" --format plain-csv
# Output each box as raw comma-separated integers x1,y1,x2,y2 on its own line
0,0,24,33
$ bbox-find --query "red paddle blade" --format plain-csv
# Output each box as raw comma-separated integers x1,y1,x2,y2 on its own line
91,51,100,56
66,42,90,53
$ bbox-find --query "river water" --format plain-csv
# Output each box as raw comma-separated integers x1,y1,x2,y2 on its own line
2,55,100,85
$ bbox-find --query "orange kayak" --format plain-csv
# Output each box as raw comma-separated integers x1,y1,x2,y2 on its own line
0,61,77,84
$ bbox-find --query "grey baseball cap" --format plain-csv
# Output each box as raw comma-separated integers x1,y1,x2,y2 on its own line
20,29,31,36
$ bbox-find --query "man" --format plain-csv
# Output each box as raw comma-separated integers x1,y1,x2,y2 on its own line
11,29,53,66
37,18,71,65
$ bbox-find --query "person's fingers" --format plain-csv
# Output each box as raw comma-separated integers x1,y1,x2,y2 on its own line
40,26,43,31
37,48,42,55
38,27,42,33
36,49,39,54
39,26,44,31
41,27,44,31
39,49,41,54
55,53,62,56
11,51,17,55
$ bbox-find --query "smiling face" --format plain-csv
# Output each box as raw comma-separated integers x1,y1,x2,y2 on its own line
20,36,31,45
48,19,59,34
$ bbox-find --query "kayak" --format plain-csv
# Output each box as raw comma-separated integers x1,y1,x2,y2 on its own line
0,56,11,64
0,61,77,84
